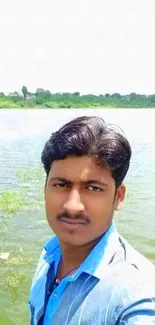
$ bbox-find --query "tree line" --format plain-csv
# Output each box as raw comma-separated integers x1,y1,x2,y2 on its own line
0,86,155,108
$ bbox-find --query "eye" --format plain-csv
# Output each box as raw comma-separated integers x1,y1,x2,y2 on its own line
53,183,69,188
87,186,102,192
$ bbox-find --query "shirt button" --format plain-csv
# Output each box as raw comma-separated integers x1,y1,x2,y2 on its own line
54,293,59,299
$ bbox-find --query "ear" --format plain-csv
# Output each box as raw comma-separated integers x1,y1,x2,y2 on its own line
114,184,126,211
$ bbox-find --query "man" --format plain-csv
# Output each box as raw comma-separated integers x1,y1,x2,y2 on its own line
29,116,155,325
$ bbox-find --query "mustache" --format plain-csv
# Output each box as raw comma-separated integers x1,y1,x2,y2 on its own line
57,210,90,223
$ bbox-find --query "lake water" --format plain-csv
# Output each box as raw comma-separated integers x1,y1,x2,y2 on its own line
0,108,155,325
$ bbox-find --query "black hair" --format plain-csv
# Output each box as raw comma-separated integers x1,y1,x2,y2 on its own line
41,116,132,188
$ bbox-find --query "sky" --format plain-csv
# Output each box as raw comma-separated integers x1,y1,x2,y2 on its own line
0,0,155,95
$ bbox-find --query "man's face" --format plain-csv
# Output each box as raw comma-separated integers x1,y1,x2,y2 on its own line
45,155,125,247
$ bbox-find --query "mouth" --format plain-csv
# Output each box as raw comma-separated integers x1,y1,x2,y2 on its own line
58,217,87,228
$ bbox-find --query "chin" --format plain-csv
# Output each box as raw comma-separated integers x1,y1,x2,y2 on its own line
57,233,89,247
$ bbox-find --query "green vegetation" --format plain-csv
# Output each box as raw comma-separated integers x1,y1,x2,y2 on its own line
0,167,45,302
0,190,24,248
1,88,155,108
0,190,29,301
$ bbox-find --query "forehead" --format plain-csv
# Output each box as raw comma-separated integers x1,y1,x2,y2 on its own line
49,155,112,182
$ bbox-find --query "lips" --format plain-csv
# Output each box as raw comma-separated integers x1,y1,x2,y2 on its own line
59,217,87,225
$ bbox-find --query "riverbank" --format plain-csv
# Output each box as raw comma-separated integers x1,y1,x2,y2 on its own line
1,93,155,108
1,105,155,109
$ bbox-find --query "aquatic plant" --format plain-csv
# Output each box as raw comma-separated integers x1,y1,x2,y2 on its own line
0,166,45,301
0,190,24,249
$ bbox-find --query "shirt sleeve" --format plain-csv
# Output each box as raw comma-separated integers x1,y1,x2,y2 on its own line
111,264,155,325
117,298,155,324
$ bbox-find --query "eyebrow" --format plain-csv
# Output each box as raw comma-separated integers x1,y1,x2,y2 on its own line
49,177,108,187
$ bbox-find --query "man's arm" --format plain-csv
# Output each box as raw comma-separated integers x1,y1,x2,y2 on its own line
118,298,155,324
108,264,155,325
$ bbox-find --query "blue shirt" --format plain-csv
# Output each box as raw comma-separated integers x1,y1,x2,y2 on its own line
43,222,116,324
29,222,155,325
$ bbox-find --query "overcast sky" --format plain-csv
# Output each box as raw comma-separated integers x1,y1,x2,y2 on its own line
0,0,155,94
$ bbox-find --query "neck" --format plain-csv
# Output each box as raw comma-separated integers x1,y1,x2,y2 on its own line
59,236,102,278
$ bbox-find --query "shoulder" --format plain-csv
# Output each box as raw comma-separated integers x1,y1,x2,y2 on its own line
118,235,155,277
108,260,155,292
97,262,155,324
97,236,155,323
112,263,155,323
107,235,155,297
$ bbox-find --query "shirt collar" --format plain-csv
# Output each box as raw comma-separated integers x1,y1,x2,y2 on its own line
43,222,120,280
44,235,61,264
81,222,120,279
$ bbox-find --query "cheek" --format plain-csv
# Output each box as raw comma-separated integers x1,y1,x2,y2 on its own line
45,191,64,214
87,196,114,220
45,192,55,212
90,194,114,211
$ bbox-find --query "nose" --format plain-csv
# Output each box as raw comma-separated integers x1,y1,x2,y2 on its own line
62,188,85,215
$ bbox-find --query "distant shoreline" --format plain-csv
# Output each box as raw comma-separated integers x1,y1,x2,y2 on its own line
0,105,155,109
1,91,155,109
